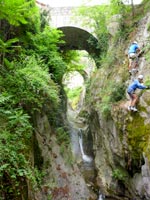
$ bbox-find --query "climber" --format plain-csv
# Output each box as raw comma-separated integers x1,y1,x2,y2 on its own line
127,74,150,112
128,41,141,73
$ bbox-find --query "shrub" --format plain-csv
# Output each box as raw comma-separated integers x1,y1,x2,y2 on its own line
112,168,127,182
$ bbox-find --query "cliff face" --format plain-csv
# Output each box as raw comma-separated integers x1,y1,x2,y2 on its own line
32,9,150,200
80,12,150,199
31,111,94,200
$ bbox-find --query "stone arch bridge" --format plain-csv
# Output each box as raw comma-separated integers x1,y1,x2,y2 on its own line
50,7,100,58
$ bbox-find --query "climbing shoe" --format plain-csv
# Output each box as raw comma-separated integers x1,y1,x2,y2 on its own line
129,70,132,75
132,68,138,73
128,106,131,111
130,107,138,112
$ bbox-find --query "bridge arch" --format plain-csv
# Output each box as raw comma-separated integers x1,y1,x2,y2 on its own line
57,26,100,59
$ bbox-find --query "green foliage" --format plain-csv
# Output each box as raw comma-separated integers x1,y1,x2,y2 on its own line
0,0,70,198
0,54,54,196
109,0,130,17
74,6,109,58
17,56,60,108
141,0,150,15
145,76,150,85
73,1,130,63
0,109,37,198
96,81,126,119
112,168,127,182
56,127,70,146
63,50,85,73
127,115,150,162
40,8,51,31
0,0,39,26
65,86,83,110
0,38,19,64
1,56,60,111
26,26,66,83
111,84,126,102
0,7,62,195
66,86,82,99
100,49,118,68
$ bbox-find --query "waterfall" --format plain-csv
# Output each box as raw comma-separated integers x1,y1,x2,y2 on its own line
78,129,92,163
98,194,104,200
98,192,105,200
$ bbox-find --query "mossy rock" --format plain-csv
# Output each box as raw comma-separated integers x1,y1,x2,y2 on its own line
127,112,150,162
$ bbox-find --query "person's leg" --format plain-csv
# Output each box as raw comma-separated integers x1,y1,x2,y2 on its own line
128,53,136,72
132,58,136,69
128,93,133,110
130,93,138,107
133,56,138,69
128,92,138,111
129,93,138,111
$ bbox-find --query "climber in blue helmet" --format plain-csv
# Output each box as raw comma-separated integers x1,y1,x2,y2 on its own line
128,41,140,73
127,75,150,111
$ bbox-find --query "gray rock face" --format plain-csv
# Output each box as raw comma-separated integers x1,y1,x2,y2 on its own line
32,112,92,200
81,12,150,200
107,14,122,36
131,155,150,199
31,12,150,200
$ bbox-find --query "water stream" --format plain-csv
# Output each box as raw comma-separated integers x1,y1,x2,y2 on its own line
78,129,93,163
98,194,105,200
65,57,110,199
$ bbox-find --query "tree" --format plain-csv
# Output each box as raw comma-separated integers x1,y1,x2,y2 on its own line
131,0,135,18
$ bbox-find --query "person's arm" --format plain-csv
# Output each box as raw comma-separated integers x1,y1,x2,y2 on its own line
137,82,147,89
136,80,147,89
135,45,140,54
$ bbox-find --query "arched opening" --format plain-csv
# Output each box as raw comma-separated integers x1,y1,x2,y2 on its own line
58,26,100,62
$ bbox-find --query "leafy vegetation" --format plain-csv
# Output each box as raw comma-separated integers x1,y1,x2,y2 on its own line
0,0,149,198
73,0,130,64
65,86,83,110
1,57,60,112
25,26,66,83
73,5,109,62
112,168,128,182
0,0,38,26
0,0,77,198
62,50,84,71
0,0,88,196
96,81,126,118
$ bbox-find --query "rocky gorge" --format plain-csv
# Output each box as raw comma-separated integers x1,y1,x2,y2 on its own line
16,2,150,200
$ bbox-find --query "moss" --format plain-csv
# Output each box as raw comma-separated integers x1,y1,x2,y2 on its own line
127,113,150,162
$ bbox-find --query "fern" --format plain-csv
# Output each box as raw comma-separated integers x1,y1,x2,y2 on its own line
0,0,38,26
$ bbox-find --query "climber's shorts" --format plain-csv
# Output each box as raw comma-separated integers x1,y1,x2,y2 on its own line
128,91,135,99
128,53,136,59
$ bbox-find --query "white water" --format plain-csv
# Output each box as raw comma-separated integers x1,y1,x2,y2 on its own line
98,194,104,200
98,195,103,200
98,191,105,200
78,130,93,163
